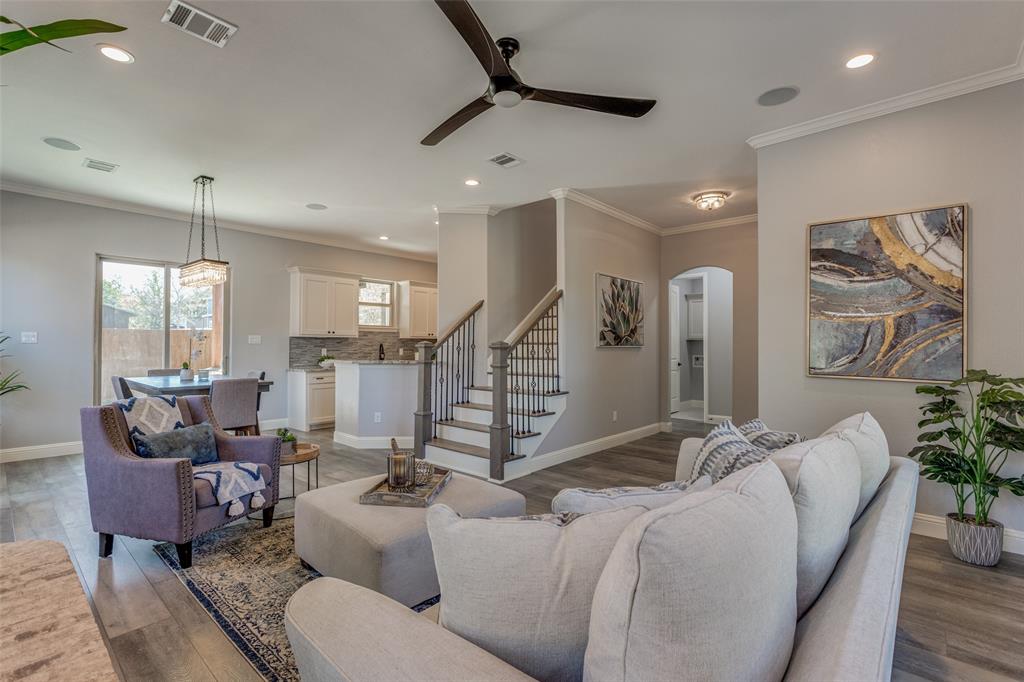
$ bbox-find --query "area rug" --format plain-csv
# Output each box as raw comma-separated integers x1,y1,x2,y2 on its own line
154,518,439,681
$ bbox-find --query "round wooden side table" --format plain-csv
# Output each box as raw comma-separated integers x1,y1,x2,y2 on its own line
281,442,320,500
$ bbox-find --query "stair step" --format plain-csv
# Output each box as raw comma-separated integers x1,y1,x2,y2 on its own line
513,431,541,440
427,438,526,463
455,402,555,417
471,385,568,397
437,419,487,433
487,371,560,378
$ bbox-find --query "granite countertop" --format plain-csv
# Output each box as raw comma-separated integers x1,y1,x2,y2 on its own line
332,359,418,366
288,365,335,372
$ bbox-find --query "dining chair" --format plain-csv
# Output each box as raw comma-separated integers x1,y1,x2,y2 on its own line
210,377,261,435
110,376,133,400
247,370,267,412
147,369,180,377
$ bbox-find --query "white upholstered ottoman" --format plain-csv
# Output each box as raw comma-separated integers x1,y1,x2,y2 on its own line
294,473,526,607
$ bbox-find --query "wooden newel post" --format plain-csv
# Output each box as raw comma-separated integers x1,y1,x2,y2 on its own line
414,341,434,459
489,341,511,480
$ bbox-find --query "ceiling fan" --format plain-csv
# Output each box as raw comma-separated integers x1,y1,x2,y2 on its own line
421,0,657,145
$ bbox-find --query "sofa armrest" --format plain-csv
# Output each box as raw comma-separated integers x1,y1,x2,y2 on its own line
80,406,195,544
676,437,703,481
285,578,534,682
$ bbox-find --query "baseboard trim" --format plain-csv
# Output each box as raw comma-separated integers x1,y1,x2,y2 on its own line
660,422,673,433
259,418,289,431
0,441,83,464
912,512,1024,556
499,423,664,482
334,432,413,450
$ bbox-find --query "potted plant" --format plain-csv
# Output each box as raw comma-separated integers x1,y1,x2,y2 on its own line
276,428,298,455
318,354,335,369
910,369,1024,566
0,334,29,398
180,361,194,382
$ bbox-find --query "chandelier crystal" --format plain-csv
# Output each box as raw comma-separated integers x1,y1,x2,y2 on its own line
181,175,228,288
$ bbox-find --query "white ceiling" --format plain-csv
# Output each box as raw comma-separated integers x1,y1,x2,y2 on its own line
1,1,1022,258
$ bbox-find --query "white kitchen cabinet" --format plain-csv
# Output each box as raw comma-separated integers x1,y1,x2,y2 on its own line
289,268,359,337
397,281,438,339
287,369,336,431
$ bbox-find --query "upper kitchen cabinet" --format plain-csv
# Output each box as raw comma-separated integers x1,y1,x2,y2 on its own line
397,281,438,339
289,267,359,337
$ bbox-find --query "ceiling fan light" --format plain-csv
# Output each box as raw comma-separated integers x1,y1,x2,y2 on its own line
492,90,523,108
692,191,729,211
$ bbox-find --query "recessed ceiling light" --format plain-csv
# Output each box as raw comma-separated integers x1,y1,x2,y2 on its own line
378,235,390,241
691,191,730,211
464,179,480,186
305,203,328,210
98,44,134,63
757,86,800,107
42,137,81,151
846,54,875,69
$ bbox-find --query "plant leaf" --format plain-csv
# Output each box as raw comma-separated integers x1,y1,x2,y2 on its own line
1,18,126,55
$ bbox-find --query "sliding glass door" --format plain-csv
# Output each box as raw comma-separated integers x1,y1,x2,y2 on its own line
96,256,228,403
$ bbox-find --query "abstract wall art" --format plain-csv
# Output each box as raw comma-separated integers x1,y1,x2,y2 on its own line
597,273,644,347
808,205,966,382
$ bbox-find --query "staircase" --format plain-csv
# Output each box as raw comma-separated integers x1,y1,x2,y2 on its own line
414,289,567,481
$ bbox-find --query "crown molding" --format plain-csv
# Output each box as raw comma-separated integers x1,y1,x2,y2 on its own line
548,188,662,236
662,213,758,236
0,181,438,263
747,40,1024,149
436,205,501,216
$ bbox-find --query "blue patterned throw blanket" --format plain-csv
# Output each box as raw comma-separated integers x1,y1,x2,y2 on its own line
193,462,267,516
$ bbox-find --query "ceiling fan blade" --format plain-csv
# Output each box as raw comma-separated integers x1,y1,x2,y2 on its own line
421,96,494,146
527,88,656,118
434,0,512,78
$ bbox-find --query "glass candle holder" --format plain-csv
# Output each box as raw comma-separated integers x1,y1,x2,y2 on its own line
387,451,414,491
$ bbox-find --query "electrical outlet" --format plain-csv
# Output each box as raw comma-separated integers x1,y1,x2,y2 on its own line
248,335,262,345
373,412,383,423
20,331,38,344
612,410,618,423
321,348,327,357
399,348,405,357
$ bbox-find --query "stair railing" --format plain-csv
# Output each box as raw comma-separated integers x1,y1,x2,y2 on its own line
489,287,563,479
414,299,484,459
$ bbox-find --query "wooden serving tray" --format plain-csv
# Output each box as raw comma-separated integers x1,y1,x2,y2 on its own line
359,467,453,507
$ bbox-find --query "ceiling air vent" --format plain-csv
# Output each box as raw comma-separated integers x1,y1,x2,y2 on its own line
488,152,523,169
82,158,119,173
161,0,238,48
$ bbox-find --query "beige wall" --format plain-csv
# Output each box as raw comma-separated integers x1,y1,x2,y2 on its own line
436,212,489,384
757,81,1024,531
660,222,758,423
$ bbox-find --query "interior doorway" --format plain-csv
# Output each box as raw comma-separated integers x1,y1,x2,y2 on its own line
668,267,733,424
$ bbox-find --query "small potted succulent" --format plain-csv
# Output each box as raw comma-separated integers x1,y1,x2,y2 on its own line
911,369,1024,566
276,428,298,455
179,361,194,381
318,354,335,369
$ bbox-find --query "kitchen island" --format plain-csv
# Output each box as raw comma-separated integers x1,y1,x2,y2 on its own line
332,360,418,449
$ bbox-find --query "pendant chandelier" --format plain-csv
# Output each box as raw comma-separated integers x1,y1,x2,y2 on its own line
180,175,228,288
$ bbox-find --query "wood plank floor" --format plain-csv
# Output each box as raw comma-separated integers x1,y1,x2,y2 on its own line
2,421,1021,681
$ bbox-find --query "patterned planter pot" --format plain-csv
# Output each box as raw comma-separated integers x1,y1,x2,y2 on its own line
945,513,1003,567
282,440,296,456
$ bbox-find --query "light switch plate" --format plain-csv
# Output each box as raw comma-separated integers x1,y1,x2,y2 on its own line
248,335,262,345
21,332,38,344
374,412,382,423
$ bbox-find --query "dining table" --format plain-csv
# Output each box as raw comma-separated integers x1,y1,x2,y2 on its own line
123,374,274,397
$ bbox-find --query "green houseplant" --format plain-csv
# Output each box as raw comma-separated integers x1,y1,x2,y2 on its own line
910,369,1024,566
276,428,298,455
1,16,126,56
1,334,29,397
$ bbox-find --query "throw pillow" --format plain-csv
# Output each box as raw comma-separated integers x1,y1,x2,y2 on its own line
822,412,890,519
583,461,798,682
134,423,219,465
116,395,187,452
551,476,712,514
427,503,647,682
737,418,803,450
690,420,770,482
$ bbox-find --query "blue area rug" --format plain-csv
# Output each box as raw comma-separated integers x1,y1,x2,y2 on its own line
155,517,438,681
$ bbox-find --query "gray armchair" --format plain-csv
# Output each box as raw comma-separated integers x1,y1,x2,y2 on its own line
80,395,281,568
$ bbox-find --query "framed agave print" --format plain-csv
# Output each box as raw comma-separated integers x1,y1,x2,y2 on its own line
807,204,966,382
597,273,644,347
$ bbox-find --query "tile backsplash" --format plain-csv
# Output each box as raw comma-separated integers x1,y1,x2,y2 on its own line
289,332,421,367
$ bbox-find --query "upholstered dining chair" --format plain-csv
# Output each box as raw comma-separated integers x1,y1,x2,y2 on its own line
110,376,133,400
210,377,260,435
147,368,180,376
79,395,280,568
247,370,267,412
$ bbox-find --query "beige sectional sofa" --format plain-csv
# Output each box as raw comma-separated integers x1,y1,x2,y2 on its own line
286,414,918,681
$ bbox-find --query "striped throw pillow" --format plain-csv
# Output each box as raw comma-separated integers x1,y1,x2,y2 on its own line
737,419,803,451
691,421,770,482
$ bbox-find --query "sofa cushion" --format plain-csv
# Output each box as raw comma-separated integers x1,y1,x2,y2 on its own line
551,475,712,514
690,420,771,482
822,412,890,519
584,461,798,682
194,462,272,508
738,418,803,450
133,423,219,465
427,503,646,682
770,436,861,616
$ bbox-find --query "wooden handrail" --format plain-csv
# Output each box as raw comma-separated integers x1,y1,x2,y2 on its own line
506,288,563,348
433,299,484,351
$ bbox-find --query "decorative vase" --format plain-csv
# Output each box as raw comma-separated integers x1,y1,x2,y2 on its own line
945,513,1003,566
387,451,414,491
282,440,296,456
179,369,194,381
